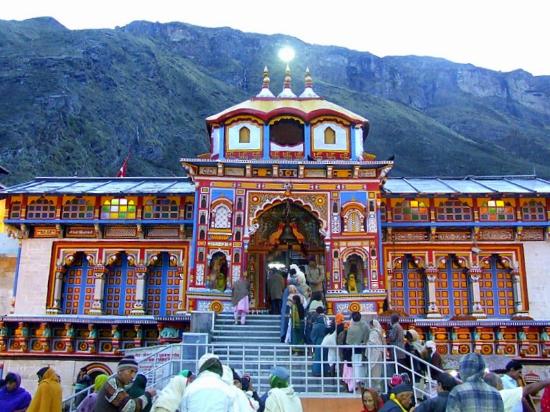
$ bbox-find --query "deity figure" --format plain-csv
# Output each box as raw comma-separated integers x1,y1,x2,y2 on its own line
209,254,228,292
347,273,358,293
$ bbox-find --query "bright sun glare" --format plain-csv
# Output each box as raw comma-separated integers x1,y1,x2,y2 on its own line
278,46,295,63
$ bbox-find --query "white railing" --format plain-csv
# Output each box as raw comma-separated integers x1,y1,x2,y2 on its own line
61,385,93,412
62,343,444,411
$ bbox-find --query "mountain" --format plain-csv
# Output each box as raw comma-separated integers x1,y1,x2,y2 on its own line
1,17,550,186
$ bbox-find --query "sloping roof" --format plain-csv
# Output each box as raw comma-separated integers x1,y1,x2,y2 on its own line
206,97,368,125
0,177,195,196
383,176,550,195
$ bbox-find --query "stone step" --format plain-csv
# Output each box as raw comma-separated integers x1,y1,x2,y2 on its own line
211,329,280,336
217,314,281,319
212,337,281,344
213,324,280,332
215,318,282,326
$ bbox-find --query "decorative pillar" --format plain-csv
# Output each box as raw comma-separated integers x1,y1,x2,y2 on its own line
468,266,485,318
86,323,98,354
15,322,29,352
511,267,526,315
176,265,187,314
89,265,107,315
47,266,66,314
111,324,121,354
131,265,147,315
541,326,550,358
385,265,393,310
0,321,8,352
39,322,52,352
425,266,441,318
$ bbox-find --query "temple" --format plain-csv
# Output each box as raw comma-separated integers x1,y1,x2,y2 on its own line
1,65,550,390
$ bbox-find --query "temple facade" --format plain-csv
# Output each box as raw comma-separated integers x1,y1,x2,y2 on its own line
1,66,550,390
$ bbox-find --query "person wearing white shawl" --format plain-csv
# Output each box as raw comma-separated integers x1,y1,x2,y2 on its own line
264,367,303,412
221,365,256,412
152,373,190,412
366,319,385,391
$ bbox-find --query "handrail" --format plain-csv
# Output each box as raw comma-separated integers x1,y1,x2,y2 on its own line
61,385,93,412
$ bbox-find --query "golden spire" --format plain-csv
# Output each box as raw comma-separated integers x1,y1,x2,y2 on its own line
256,65,275,98
262,66,270,89
284,64,292,89
304,66,313,89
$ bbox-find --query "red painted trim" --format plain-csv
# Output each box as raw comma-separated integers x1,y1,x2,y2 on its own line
207,107,367,126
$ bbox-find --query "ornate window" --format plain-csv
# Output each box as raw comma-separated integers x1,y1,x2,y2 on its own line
437,256,469,317
27,197,56,219
62,198,94,219
479,255,515,317
61,253,95,314
9,201,21,219
324,127,336,144
101,198,136,219
343,209,364,232
479,200,515,221
436,200,472,221
211,204,232,229
104,253,135,316
380,203,387,222
239,127,250,144
184,203,194,220
143,198,178,219
146,252,180,316
393,200,429,222
390,255,426,316
522,200,545,221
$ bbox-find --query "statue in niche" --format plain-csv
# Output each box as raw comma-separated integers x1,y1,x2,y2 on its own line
347,273,358,293
209,253,228,292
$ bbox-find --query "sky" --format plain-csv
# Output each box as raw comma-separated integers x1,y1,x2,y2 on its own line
2,0,550,76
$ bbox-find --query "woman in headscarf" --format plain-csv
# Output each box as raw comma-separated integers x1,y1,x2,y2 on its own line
0,372,31,412
367,319,385,392
152,370,192,412
27,367,62,412
76,374,108,412
127,374,152,412
289,294,305,347
404,329,426,384
232,273,251,325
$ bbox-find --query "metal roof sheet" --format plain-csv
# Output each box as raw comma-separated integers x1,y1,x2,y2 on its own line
384,176,550,195
0,177,195,195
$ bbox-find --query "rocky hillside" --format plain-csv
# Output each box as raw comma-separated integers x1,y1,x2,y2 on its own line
1,17,550,185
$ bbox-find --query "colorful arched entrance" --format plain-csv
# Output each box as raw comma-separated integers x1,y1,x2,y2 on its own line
246,199,325,309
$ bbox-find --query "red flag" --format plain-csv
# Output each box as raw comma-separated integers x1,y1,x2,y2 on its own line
116,155,129,177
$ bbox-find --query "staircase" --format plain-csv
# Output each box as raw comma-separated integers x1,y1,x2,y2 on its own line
209,313,343,394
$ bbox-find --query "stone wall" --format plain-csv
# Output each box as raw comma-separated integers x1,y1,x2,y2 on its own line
523,241,550,320
0,255,16,315
14,238,55,315
1,358,117,397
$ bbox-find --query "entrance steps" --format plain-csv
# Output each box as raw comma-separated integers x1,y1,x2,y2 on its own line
211,313,282,344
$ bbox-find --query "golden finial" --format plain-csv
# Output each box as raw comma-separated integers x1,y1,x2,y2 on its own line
304,67,313,89
262,66,270,89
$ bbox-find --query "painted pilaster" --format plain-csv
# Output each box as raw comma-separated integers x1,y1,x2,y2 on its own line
511,267,526,315
350,126,356,160
469,265,485,318
304,123,311,159
47,266,65,315
89,265,106,315
218,127,225,160
176,265,187,314
131,265,147,315
425,266,441,318
262,124,270,159
386,266,393,310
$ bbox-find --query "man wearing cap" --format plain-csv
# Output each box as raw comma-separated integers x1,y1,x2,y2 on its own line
264,366,303,412
446,353,504,412
413,372,458,412
94,355,156,412
180,353,236,412
379,384,414,411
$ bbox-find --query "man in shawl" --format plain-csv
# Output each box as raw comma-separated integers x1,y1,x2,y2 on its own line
379,384,414,411
27,367,62,412
446,352,504,412
180,353,236,412
267,269,284,315
0,372,31,412
264,367,303,412
305,258,324,297
94,356,156,412
152,370,191,412
232,274,250,325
